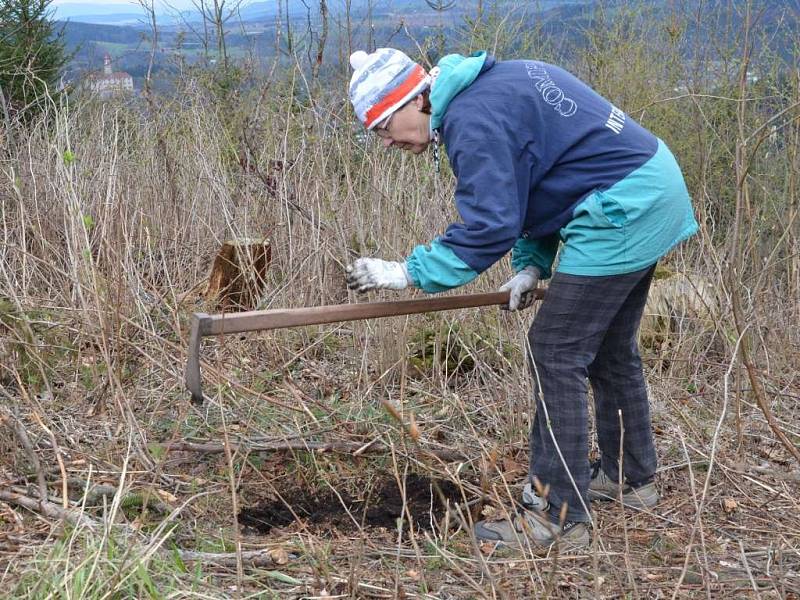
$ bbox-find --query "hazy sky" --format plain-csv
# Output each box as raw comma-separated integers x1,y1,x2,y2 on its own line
50,0,220,10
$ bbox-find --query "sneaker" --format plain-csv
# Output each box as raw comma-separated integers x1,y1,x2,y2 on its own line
588,461,659,509
521,482,549,512
474,507,590,551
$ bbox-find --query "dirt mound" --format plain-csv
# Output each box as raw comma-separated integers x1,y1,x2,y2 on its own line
239,474,466,535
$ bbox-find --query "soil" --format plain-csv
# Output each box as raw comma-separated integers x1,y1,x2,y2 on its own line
238,474,466,535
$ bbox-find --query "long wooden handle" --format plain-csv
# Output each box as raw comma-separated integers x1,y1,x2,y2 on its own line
185,288,545,403
193,288,545,336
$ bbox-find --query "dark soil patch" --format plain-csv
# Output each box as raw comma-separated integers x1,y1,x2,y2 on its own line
239,474,466,535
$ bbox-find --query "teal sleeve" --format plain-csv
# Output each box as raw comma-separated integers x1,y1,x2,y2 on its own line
510,234,560,279
406,239,480,293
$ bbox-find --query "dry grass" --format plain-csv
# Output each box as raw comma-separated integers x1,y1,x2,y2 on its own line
1,4,799,598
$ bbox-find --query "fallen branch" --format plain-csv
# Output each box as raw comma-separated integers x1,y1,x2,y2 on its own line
167,439,466,462
0,487,294,571
177,548,294,567
0,487,98,530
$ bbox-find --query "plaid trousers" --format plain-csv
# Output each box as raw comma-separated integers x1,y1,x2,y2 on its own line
527,264,657,523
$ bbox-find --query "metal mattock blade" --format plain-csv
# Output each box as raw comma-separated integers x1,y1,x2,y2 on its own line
185,313,209,404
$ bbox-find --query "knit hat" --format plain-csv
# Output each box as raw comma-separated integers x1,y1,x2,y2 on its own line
349,48,430,130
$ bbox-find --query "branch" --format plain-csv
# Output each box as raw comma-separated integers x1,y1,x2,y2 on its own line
177,547,294,567
0,487,98,530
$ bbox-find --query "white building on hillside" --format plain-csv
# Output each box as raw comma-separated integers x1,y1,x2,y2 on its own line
87,54,134,99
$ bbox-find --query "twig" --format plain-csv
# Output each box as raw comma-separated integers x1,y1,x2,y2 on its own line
217,389,245,591
31,411,68,509
618,409,638,597
670,427,702,599
1,409,47,502
739,539,763,597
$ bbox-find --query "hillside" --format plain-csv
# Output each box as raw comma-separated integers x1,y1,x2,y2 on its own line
61,0,798,94
58,0,798,64
61,20,144,45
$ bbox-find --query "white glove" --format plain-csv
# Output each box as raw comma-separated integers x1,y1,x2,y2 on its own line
346,258,412,293
499,265,541,311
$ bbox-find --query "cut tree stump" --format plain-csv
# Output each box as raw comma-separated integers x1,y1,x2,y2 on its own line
205,238,271,311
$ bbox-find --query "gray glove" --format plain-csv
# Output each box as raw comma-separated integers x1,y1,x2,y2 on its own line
346,258,413,293
499,265,541,311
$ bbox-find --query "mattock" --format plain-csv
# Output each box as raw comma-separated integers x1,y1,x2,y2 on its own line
185,289,545,403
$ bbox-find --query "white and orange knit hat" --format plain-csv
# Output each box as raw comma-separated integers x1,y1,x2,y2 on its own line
349,48,430,130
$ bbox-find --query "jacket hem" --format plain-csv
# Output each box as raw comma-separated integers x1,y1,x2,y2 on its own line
555,222,698,277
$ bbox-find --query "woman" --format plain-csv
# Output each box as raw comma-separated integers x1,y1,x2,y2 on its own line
345,48,697,550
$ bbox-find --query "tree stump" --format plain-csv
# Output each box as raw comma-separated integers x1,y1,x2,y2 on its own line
205,238,271,312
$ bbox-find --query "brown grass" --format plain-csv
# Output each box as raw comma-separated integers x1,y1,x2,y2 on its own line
1,2,799,597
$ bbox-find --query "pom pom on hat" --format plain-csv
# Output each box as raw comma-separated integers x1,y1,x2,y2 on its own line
349,50,369,70
348,48,429,129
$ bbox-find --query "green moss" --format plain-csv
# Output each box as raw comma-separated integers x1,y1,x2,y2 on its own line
406,319,513,376
653,264,676,280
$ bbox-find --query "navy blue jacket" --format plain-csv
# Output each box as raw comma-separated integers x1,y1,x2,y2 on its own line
406,56,696,292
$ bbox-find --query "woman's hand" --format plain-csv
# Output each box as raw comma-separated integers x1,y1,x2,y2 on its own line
346,258,413,293
499,266,541,310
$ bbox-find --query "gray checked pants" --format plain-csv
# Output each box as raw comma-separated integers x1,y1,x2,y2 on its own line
527,264,657,523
